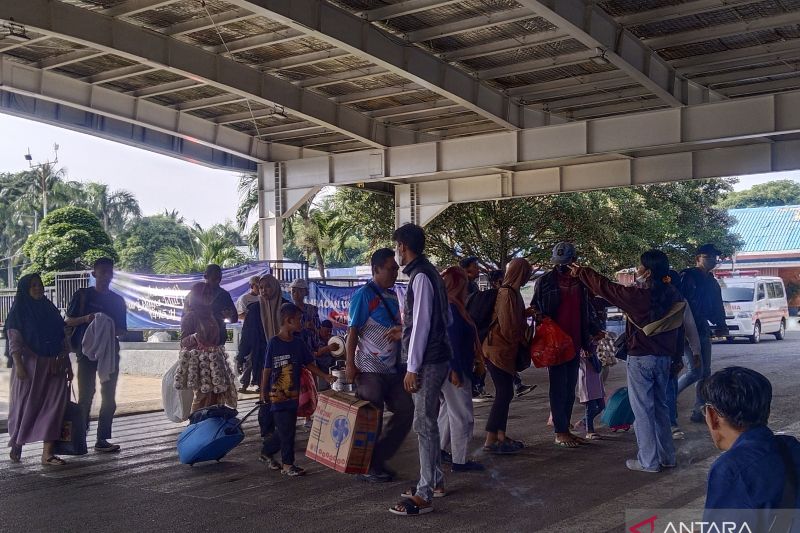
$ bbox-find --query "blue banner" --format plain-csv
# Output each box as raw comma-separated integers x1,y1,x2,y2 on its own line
111,263,271,329
307,282,406,334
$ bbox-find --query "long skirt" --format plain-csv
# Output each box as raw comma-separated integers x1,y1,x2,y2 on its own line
8,354,69,446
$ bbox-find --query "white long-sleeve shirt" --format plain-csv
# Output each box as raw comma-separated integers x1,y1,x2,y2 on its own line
407,273,433,373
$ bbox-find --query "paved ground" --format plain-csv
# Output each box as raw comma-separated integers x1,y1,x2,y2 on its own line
1,332,798,533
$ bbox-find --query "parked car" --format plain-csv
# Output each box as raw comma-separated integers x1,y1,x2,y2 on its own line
720,276,789,343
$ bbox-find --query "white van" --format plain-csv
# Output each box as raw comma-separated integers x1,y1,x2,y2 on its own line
720,276,789,343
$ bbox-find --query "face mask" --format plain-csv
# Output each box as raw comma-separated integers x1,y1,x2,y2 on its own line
635,271,649,286
701,257,717,270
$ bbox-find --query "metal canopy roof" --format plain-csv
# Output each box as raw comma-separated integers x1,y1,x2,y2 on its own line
728,205,800,253
1,0,798,165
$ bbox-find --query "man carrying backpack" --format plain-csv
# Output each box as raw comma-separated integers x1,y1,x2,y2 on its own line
677,243,729,424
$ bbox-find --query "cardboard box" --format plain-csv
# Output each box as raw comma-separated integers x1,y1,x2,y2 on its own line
305,390,379,474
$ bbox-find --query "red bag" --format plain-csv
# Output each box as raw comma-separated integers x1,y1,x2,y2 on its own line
529,317,576,368
297,368,318,418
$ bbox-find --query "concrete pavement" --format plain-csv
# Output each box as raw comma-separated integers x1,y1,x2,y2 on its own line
1,333,799,533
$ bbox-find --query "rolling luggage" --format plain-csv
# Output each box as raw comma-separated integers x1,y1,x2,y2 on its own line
177,403,259,465
600,387,635,429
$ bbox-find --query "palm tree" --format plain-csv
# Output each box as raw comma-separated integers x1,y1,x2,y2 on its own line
286,197,353,279
153,225,247,274
77,182,141,235
235,172,258,233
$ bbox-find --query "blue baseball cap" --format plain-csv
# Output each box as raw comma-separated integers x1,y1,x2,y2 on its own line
551,242,577,265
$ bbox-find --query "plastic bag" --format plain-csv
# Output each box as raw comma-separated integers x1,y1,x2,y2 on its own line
163,360,194,423
529,317,576,368
297,368,318,418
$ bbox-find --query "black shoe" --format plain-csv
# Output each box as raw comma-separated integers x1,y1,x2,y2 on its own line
358,471,393,483
441,450,453,464
452,460,485,472
515,384,536,398
94,440,121,453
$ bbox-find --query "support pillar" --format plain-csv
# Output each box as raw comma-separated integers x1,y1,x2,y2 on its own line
257,162,283,261
394,183,451,229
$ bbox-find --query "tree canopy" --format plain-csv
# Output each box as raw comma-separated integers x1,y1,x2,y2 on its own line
425,179,741,274
114,214,194,273
718,179,800,209
152,224,247,274
22,207,117,284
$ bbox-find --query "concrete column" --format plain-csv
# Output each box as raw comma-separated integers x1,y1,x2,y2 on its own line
257,162,283,260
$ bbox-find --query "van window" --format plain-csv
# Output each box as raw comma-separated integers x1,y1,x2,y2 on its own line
757,284,766,300
771,282,785,299
722,287,754,302
766,283,777,299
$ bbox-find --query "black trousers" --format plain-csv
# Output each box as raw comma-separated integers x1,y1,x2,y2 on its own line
355,372,414,473
485,362,514,434
261,408,297,465
548,354,580,433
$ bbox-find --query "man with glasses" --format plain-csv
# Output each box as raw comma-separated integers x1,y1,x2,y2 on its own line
702,367,800,528
677,244,729,423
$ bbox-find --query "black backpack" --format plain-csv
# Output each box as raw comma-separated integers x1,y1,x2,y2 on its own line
466,288,499,342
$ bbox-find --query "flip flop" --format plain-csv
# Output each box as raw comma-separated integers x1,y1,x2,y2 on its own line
585,433,602,440
554,439,580,449
42,456,67,466
389,497,433,516
401,487,446,499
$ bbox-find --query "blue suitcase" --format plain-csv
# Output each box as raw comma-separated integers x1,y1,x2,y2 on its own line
177,404,259,465
600,387,635,428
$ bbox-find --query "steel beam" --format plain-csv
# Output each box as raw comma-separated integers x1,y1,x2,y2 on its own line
210,29,305,55
672,40,800,75
261,49,349,71
568,98,665,119
406,7,535,42
276,88,800,190
174,95,247,111
516,0,721,106
163,9,257,37
296,66,388,89
477,49,597,80
693,63,800,87
1,0,429,148
441,30,571,62
367,99,461,119
255,121,317,134
101,0,181,18
0,56,324,164
215,109,287,125
84,64,159,84
39,49,105,70
131,79,202,98
644,12,800,50
0,35,48,53
332,85,423,105
224,0,559,129
507,71,629,98
363,0,462,22
719,77,800,97
615,0,765,27
546,87,652,111
266,126,329,142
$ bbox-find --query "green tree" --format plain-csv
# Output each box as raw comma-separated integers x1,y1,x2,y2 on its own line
284,197,357,277
426,179,741,275
22,207,117,284
114,214,194,273
152,225,247,274
330,187,394,256
718,179,800,209
76,182,141,236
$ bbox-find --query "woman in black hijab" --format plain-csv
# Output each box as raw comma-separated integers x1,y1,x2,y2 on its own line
4,273,71,465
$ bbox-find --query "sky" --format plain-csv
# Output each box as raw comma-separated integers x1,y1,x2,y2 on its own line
1,113,799,228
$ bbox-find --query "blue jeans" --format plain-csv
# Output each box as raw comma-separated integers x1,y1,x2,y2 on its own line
412,362,449,502
677,329,712,415
626,355,675,471
667,375,678,427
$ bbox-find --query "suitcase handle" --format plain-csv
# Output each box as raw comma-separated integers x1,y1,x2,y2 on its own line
231,403,262,431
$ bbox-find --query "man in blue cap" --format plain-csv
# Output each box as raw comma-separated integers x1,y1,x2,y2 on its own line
531,242,603,447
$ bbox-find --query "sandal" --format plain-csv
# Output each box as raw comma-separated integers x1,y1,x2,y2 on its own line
9,445,22,463
389,496,433,516
505,438,526,450
585,432,602,440
259,454,281,471
554,438,580,449
483,441,519,455
281,465,305,477
401,487,445,499
42,456,67,466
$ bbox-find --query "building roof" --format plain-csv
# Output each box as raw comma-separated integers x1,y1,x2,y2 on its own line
729,205,800,253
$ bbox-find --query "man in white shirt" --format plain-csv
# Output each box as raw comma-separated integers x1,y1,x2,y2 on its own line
389,224,452,517
236,276,261,320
